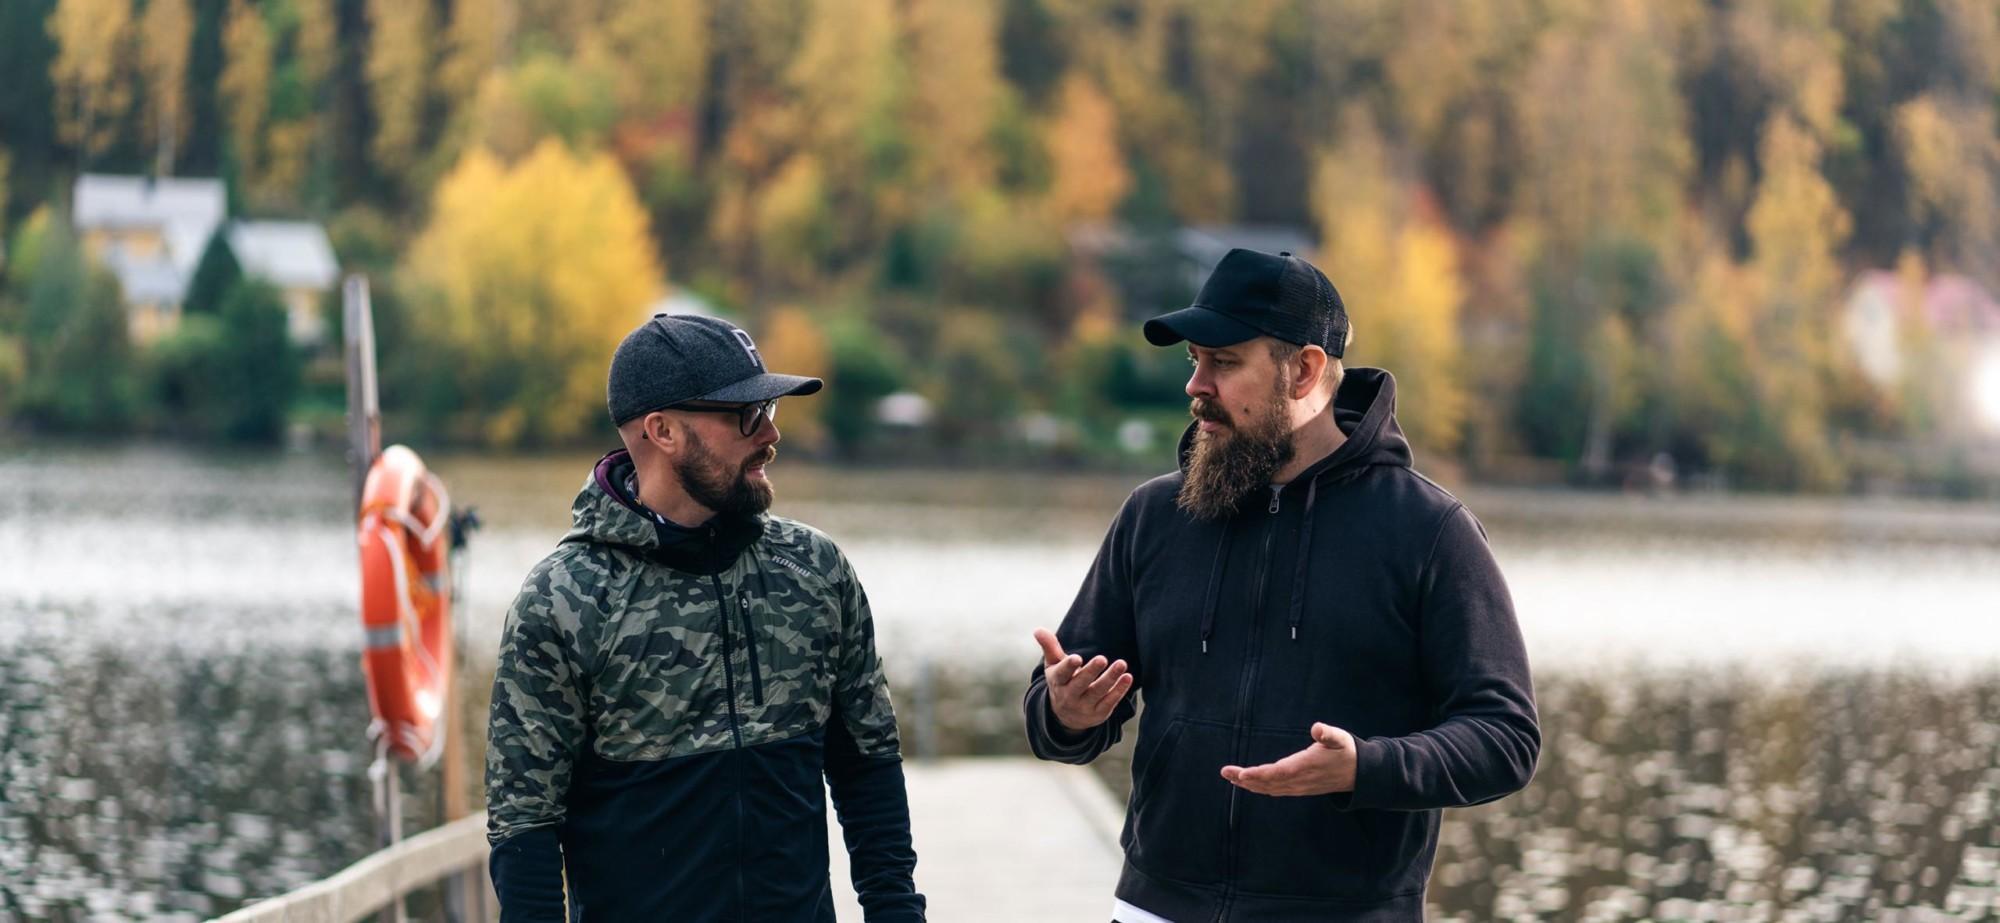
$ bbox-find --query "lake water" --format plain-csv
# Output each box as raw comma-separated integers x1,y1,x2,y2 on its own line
2,443,1998,920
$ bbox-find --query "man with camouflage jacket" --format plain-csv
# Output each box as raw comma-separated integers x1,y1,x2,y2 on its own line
485,313,925,921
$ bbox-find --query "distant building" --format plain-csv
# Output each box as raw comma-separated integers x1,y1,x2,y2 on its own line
70,173,340,346
72,174,225,342
1064,222,1319,322
1172,225,1319,289
1842,270,2000,389
228,221,341,346
648,289,720,319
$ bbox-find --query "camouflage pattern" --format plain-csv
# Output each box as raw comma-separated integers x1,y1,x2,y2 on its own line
485,471,900,844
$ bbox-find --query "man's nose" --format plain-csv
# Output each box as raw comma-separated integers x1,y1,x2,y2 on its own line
1186,367,1214,400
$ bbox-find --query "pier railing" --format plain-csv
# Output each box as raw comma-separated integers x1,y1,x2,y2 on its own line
209,812,494,923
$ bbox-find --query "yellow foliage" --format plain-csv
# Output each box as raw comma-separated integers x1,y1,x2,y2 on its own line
755,155,832,286
1044,75,1129,224
583,0,706,115
260,121,315,204
1895,93,2000,269
407,140,664,444
1747,115,1852,312
49,0,132,158
754,307,832,449
1514,0,1692,256
1724,1,1845,139
906,0,1001,196
1312,111,1467,454
219,0,272,184
138,0,193,175
439,0,515,108
367,0,433,176
789,0,901,156
294,0,339,89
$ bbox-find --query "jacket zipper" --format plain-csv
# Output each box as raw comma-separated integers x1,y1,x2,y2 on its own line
737,591,765,705
1223,488,1282,890
710,575,746,749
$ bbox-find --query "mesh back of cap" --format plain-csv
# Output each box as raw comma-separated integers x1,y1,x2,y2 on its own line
1280,258,1349,357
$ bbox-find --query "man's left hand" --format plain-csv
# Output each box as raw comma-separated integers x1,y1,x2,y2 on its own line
1220,723,1357,796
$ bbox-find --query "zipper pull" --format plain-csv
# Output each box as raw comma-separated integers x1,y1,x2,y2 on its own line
1268,486,1282,514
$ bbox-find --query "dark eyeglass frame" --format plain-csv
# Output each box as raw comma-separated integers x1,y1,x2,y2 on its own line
666,398,779,436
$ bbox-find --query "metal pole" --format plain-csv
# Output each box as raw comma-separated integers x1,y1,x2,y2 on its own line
351,276,400,923
344,274,382,508
385,760,407,923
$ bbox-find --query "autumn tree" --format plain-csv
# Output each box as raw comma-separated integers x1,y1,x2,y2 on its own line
367,0,432,180
138,0,193,175
404,139,663,445
1043,75,1129,224
218,0,271,189
48,0,132,161
1313,109,1467,455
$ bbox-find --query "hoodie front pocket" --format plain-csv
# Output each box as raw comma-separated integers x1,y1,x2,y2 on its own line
1124,716,1232,885
1233,725,1390,901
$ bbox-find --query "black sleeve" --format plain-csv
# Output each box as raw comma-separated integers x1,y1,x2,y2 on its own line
489,827,566,923
824,557,926,922
1023,494,1142,765
825,706,926,922
1348,505,1541,810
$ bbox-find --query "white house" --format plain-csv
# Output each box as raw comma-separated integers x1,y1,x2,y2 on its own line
71,174,342,346
71,174,225,342
228,221,341,346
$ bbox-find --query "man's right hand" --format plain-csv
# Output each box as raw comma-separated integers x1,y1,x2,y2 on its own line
1034,628,1134,734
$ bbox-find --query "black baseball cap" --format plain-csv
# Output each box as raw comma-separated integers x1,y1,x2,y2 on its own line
1143,248,1349,357
608,313,823,426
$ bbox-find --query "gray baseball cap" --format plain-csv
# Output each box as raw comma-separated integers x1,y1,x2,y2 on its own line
607,313,823,426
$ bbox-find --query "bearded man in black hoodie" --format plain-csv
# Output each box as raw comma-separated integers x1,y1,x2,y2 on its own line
1024,248,1539,923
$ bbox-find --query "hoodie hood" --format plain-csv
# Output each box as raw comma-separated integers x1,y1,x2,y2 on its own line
563,449,763,574
1174,368,1415,652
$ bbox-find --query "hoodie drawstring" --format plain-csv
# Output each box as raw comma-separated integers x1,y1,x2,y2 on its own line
1197,527,1233,654
1286,476,1321,641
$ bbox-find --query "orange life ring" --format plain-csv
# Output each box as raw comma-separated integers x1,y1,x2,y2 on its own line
357,445,454,765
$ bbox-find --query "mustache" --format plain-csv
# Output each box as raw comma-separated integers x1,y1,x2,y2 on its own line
1190,399,1231,426
744,446,777,470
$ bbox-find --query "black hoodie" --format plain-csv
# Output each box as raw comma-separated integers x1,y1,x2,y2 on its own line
1023,368,1539,922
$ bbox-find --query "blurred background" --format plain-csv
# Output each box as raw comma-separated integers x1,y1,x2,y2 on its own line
2,0,2000,920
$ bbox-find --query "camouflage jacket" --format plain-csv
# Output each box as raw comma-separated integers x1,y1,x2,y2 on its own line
485,450,923,922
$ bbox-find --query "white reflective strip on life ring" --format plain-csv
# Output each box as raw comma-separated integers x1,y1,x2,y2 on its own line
363,624,403,650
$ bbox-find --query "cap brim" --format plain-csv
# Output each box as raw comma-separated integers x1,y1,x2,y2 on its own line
697,372,824,403
1142,306,1263,348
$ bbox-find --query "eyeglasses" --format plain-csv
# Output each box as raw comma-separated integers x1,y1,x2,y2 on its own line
667,398,780,436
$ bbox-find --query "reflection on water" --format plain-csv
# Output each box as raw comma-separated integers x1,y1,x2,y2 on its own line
2,444,1999,920
1420,671,2000,921
0,638,449,920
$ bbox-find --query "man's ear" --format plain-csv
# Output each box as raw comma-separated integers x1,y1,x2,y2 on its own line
1292,346,1329,400
643,412,678,451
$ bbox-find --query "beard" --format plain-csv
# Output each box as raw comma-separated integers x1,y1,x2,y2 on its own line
1177,377,1295,522
676,429,776,517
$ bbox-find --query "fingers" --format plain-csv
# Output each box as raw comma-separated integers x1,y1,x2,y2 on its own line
1046,653,1083,686
1086,671,1135,716
1083,660,1129,700
1311,722,1350,749
1071,655,1111,689
1033,628,1066,666
1221,745,1317,795
1221,761,1283,794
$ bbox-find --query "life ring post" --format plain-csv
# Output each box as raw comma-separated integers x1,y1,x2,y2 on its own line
344,273,382,512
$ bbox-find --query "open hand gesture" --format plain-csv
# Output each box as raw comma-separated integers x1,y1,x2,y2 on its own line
1033,628,1134,734
1220,723,1357,796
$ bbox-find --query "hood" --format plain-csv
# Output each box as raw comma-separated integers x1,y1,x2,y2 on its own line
562,449,763,575
1175,366,1412,483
